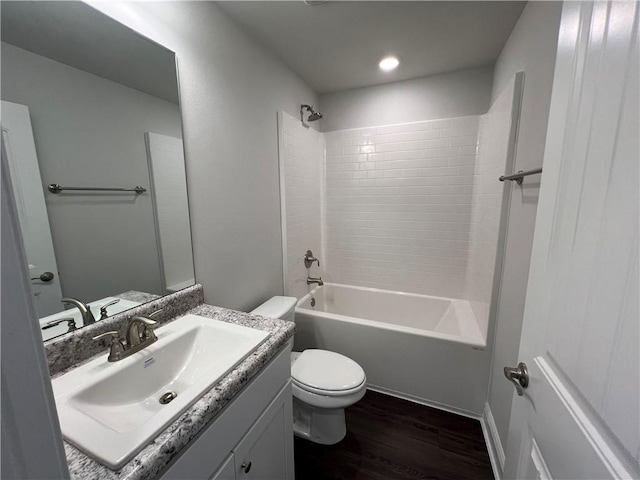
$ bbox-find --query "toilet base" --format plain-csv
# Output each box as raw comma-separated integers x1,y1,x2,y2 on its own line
292,397,346,445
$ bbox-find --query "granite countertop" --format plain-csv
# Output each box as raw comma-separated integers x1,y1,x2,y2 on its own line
55,291,295,480
116,290,162,304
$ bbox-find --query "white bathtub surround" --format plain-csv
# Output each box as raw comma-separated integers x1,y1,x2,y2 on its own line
464,77,521,337
278,112,324,300
279,97,520,415
324,116,480,300
295,284,489,414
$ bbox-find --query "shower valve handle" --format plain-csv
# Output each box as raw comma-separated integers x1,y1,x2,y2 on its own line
304,250,320,268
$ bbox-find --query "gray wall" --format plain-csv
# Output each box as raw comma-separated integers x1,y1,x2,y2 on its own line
1,42,183,303
91,1,319,311
318,67,493,131
485,1,563,467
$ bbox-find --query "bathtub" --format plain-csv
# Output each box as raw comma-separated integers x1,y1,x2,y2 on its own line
294,284,491,416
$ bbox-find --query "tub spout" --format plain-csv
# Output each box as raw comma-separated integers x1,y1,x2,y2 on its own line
307,276,324,286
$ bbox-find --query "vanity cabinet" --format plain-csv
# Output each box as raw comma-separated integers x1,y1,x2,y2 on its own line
159,344,294,480
210,454,235,480
213,388,289,480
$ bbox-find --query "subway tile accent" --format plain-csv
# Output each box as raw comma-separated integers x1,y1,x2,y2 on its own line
280,111,510,320
324,116,480,299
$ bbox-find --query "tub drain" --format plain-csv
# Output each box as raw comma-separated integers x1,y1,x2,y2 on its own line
310,297,316,307
159,391,177,405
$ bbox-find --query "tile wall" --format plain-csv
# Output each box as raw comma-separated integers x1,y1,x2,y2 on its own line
280,110,512,321
279,112,324,299
323,116,480,298
464,84,516,334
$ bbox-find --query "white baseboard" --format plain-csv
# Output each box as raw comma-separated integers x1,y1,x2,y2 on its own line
481,402,505,480
366,384,482,420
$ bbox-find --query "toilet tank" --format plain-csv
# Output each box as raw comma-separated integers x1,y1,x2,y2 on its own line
250,296,297,322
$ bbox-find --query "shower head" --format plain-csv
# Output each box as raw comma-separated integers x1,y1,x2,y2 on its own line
300,104,323,126
307,111,323,122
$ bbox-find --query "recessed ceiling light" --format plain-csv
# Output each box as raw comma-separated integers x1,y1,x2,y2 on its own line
379,56,399,71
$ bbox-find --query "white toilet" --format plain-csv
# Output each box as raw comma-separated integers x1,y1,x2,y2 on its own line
251,296,367,445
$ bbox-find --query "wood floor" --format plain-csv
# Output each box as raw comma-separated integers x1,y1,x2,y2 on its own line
294,390,494,480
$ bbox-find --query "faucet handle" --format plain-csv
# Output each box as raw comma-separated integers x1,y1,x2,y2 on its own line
304,250,320,268
93,331,121,341
99,299,120,320
131,316,157,326
42,317,77,333
141,310,162,341
93,331,126,362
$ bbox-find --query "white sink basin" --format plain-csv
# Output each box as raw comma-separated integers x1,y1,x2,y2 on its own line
40,297,141,341
52,314,270,469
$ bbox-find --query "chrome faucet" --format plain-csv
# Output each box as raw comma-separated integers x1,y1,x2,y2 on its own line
93,310,162,362
61,297,96,326
307,276,324,286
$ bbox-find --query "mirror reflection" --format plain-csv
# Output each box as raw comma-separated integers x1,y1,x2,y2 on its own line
1,1,195,341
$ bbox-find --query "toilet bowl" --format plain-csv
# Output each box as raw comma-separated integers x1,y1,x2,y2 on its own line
251,296,367,445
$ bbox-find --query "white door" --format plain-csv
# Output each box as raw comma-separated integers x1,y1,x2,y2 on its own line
2,101,63,317
503,2,639,479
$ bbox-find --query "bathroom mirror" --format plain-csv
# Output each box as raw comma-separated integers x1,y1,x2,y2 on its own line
1,1,195,341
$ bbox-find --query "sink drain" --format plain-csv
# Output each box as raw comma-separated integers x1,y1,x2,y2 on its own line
159,391,177,405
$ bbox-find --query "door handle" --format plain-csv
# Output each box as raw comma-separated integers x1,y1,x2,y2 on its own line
504,362,529,396
31,271,54,282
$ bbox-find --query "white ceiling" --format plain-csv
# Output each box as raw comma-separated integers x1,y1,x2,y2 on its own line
1,1,179,104
217,1,526,94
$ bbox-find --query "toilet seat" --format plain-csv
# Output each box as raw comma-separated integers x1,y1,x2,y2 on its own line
292,377,366,397
292,380,366,410
291,350,366,397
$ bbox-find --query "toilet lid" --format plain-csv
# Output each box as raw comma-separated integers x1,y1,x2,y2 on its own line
291,349,365,392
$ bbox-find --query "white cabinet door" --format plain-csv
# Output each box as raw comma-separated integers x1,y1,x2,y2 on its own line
503,2,639,479
234,386,294,480
210,453,235,480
